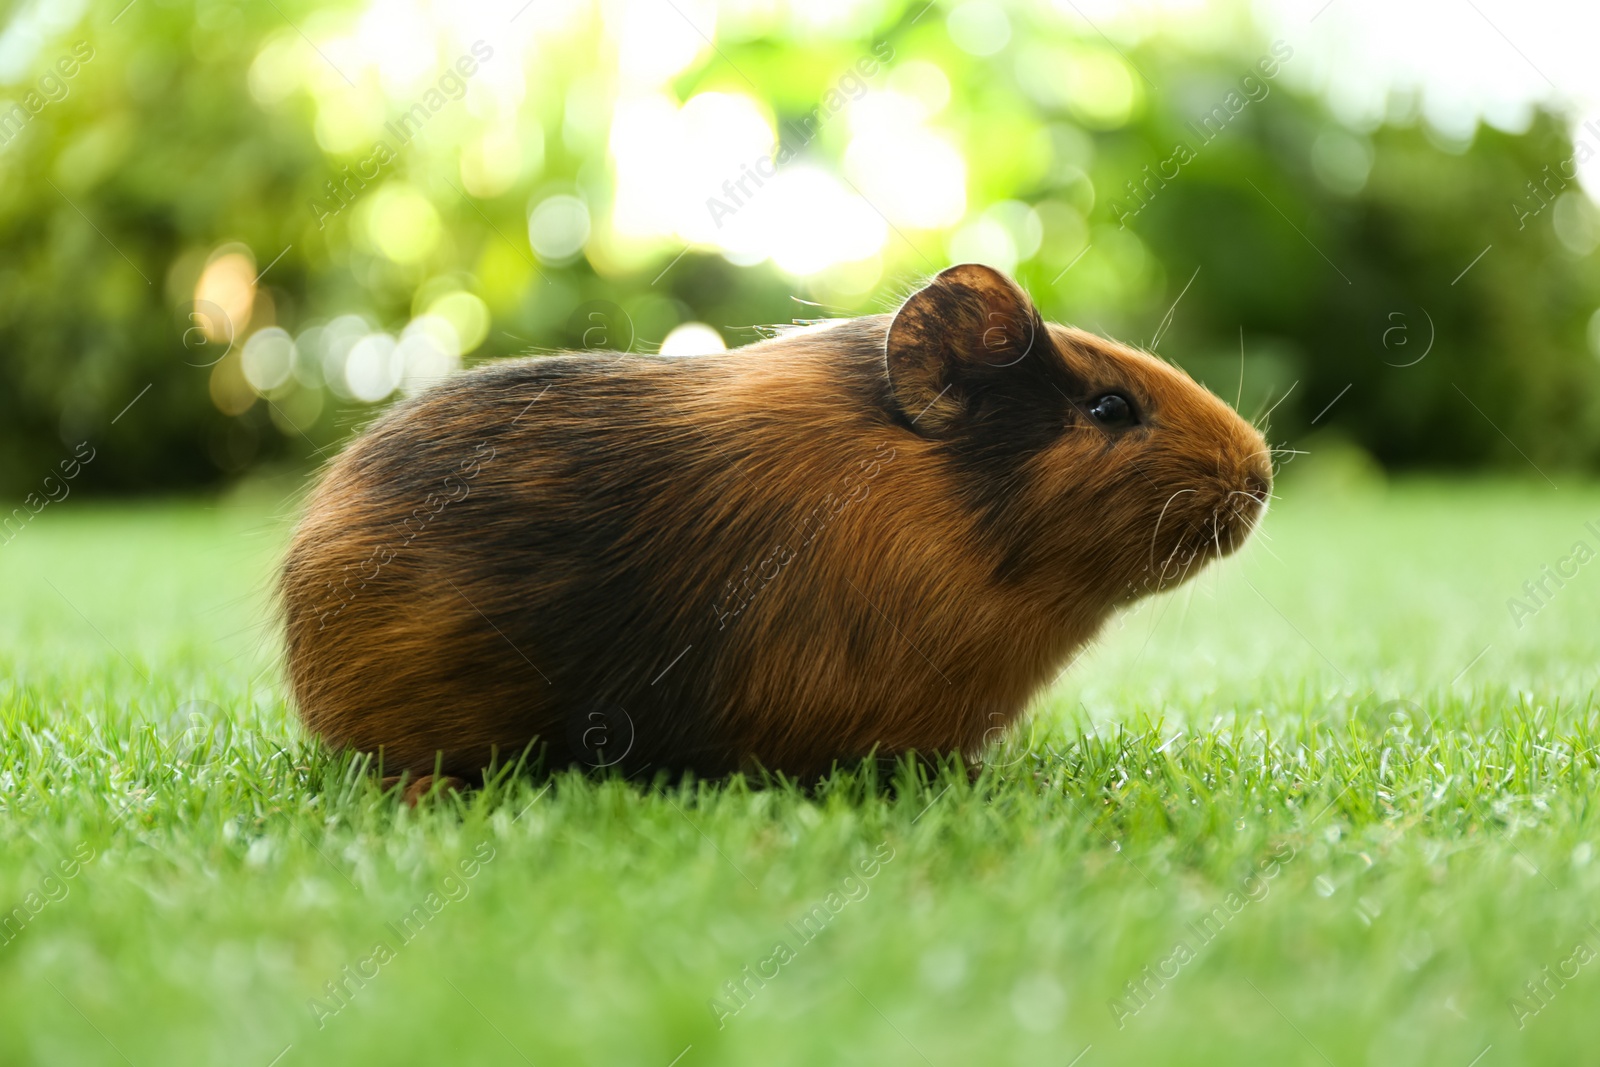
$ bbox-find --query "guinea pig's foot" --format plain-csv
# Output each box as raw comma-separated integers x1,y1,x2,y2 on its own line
382,773,469,807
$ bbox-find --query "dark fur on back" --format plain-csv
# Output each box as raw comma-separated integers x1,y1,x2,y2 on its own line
280,265,1271,778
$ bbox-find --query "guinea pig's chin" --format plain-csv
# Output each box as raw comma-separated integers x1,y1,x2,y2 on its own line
1134,494,1265,597
1146,538,1216,593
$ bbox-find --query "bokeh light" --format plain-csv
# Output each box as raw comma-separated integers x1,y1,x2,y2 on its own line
659,322,726,356
344,332,403,402
397,314,461,393
425,291,490,355
241,327,296,395
193,249,256,344
365,184,443,264
528,195,592,264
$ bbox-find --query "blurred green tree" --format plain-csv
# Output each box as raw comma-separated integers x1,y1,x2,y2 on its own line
0,0,1594,497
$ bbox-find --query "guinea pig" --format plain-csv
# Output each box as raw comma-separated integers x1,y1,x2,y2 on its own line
279,264,1271,783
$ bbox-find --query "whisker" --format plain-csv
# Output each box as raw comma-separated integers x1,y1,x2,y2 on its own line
1127,572,1181,671
1247,532,1284,565
1149,489,1198,572
1226,488,1271,523
1155,529,1189,584
1150,265,1201,351
1255,379,1299,429
1249,386,1276,425
1235,326,1245,411
1175,576,1199,631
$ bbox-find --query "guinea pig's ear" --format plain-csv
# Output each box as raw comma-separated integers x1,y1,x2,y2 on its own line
885,263,1045,434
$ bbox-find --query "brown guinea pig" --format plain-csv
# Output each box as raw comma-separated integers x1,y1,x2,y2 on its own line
279,263,1271,780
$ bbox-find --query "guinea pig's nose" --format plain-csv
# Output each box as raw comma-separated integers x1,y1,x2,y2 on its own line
1241,465,1272,504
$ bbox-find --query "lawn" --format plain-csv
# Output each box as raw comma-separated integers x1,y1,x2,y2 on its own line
1,471,1597,1066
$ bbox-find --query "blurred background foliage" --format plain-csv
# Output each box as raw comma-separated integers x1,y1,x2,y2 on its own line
0,0,1597,496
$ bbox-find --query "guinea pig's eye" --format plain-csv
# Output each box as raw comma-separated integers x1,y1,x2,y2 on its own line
1086,392,1137,429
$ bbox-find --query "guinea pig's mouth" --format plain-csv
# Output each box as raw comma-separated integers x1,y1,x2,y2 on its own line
1143,485,1268,592
1207,485,1269,559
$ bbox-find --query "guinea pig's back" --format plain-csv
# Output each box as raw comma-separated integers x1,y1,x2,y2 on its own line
280,343,900,774
280,354,717,772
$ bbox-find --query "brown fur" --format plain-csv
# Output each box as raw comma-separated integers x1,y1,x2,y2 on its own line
279,265,1271,779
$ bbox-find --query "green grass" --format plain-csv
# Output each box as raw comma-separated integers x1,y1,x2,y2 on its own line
2,474,1598,1066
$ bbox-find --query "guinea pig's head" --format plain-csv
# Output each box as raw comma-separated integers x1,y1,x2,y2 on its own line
885,264,1272,610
